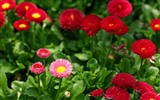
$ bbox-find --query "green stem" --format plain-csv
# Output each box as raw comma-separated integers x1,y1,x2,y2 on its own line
105,34,113,67
139,58,144,77
43,59,46,67
90,36,95,57
21,31,24,50
55,78,63,100
38,74,40,88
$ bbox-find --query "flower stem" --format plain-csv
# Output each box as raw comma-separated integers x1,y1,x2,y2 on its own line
105,34,113,67
38,74,40,88
139,58,144,77
55,78,63,100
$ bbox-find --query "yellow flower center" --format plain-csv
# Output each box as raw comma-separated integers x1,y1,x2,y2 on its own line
56,66,66,73
155,24,160,28
19,24,26,28
70,14,74,20
32,13,41,18
141,47,146,51
25,6,29,10
109,24,113,27
2,3,10,9
150,99,154,100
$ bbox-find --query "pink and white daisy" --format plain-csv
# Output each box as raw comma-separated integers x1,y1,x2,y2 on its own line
49,58,72,78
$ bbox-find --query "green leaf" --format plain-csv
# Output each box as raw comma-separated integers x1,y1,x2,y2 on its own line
87,58,98,71
145,66,159,77
37,94,52,100
11,81,24,91
0,71,10,96
0,59,18,73
119,58,131,73
53,52,69,60
26,76,37,87
74,94,85,100
71,81,86,100
3,91,17,100
19,94,36,100
74,53,90,61
24,87,40,97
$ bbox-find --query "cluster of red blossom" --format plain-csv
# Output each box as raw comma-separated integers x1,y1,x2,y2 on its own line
0,0,51,31
58,0,132,36
90,73,160,100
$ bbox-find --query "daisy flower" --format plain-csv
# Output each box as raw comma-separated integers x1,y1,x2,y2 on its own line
58,8,84,31
100,16,123,33
0,0,16,11
140,92,160,100
107,0,132,18
36,48,51,59
150,19,160,31
15,1,37,17
131,39,156,59
104,86,130,100
114,23,128,36
25,8,48,23
30,62,45,74
81,14,101,36
49,58,72,78
0,11,5,27
111,73,136,89
13,19,30,31
90,88,104,97
133,81,155,94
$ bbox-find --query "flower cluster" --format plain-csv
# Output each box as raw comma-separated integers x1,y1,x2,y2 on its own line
30,48,72,78
0,1,51,31
131,39,156,59
30,48,51,74
58,0,132,36
91,73,160,100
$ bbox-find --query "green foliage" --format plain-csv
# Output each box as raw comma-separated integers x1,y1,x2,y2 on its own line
1,0,160,99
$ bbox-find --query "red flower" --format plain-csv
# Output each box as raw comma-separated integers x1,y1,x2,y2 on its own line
90,88,104,97
58,8,84,31
107,0,132,18
15,2,37,17
131,39,156,59
150,19,160,31
0,11,5,27
25,8,48,23
140,92,160,100
133,81,155,94
13,19,30,31
104,86,130,100
114,23,128,36
0,0,16,11
100,16,123,33
81,14,101,36
30,62,45,74
36,48,51,59
111,73,136,89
